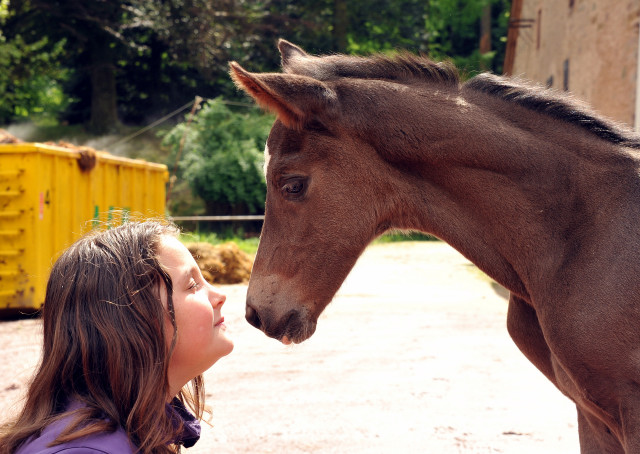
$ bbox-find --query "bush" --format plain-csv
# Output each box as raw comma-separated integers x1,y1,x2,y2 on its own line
163,98,273,216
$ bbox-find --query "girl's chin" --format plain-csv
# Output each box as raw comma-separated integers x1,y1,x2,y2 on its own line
218,337,235,357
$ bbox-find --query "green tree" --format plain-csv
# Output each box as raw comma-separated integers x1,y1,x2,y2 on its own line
258,0,510,74
0,2,70,124
4,0,131,132
162,98,273,216
3,0,257,131
1,0,511,133
424,0,510,74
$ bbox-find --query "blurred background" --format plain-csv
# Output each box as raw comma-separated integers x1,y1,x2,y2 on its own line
0,0,512,223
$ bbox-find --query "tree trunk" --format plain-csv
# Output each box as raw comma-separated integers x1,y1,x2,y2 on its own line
88,37,119,134
149,37,164,115
333,0,348,52
480,2,492,54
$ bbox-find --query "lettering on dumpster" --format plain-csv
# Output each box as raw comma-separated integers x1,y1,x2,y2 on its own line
38,191,50,221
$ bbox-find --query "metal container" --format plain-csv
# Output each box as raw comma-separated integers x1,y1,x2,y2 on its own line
0,143,168,311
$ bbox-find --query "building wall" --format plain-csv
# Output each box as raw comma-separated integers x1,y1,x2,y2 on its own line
510,0,640,127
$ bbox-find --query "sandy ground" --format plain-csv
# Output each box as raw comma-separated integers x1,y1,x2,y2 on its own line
0,242,580,453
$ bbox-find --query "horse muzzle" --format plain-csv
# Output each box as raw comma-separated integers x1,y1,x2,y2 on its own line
245,302,317,344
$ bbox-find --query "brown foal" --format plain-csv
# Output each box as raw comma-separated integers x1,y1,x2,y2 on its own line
231,40,640,453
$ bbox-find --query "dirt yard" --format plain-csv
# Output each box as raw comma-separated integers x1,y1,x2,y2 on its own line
0,242,579,453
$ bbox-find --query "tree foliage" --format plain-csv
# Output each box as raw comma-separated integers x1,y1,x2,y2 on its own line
2,0,511,128
0,7,70,124
162,99,273,215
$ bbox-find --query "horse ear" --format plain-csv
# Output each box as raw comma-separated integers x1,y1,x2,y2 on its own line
278,39,309,70
229,61,336,130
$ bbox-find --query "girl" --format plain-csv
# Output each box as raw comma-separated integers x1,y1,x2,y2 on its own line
0,220,234,453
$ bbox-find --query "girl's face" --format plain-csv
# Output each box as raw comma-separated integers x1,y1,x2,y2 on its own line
157,235,234,397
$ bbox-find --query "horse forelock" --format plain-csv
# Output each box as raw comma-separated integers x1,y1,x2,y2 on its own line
465,73,640,149
286,52,460,87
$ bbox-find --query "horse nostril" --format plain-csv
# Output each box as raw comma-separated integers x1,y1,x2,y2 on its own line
245,304,262,330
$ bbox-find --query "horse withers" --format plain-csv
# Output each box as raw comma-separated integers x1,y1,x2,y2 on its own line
230,40,640,453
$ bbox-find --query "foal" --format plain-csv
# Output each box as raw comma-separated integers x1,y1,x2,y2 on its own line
231,40,640,453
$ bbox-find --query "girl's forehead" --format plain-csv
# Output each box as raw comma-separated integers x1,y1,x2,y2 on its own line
157,236,194,270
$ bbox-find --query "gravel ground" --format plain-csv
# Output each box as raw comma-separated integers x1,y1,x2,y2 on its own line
0,242,579,453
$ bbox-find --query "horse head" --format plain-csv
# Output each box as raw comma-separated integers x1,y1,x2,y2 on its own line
230,41,413,343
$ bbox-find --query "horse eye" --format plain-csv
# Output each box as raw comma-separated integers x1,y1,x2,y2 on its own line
284,181,303,193
281,178,306,199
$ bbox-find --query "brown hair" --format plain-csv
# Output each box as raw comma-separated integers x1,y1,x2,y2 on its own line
0,220,204,453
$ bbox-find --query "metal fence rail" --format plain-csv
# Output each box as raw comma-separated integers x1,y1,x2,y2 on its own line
171,215,265,222
170,215,265,234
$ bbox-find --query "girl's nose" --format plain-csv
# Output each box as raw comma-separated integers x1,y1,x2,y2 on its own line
209,285,226,307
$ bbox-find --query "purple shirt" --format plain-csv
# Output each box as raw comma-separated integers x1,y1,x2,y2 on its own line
15,399,201,454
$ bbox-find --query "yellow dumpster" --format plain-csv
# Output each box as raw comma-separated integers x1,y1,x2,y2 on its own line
0,143,168,312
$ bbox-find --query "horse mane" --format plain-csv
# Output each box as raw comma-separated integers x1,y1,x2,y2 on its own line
465,73,640,149
288,52,460,87
288,48,640,148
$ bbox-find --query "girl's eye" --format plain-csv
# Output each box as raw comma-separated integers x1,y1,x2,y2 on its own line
188,279,200,291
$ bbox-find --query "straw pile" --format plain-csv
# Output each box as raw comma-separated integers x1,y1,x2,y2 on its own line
186,242,254,285
44,140,98,171
0,133,98,171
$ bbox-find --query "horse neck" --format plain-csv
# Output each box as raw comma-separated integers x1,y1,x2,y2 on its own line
360,85,640,300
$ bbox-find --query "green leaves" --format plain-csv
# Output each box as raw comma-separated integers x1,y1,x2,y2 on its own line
0,34,71,124
1,0,511,129
162,98,274,215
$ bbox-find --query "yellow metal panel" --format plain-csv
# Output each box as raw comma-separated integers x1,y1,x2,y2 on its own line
0,143,167,311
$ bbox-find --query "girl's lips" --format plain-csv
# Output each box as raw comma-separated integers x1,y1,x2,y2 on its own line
214,317,225,327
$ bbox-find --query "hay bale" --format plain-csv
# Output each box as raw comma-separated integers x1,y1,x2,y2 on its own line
186,242,253,285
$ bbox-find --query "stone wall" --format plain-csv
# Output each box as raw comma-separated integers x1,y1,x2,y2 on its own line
510,0,640,127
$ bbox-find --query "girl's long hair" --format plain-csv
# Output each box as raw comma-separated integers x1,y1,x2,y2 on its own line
0,221,205,453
